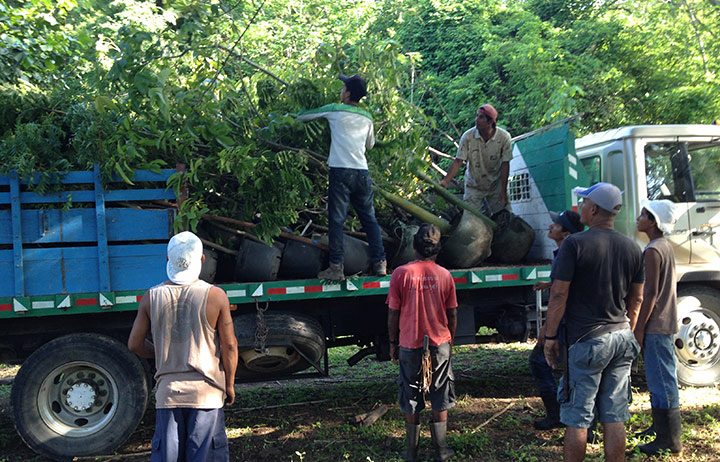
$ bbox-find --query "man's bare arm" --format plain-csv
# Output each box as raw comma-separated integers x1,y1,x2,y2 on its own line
127,293,154,359
543,280,571,369
210,287,238,406
387,308,400,361
627,281,645,336
440,158,464,187
446,308,458,344
499,161,510,206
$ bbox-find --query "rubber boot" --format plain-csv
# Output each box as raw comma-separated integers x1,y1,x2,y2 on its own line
404,423,420,462
372,259,387,277
318,262,344,281
533,394,563,430
430,421,454,462
634,422,656,439
639,408,682,456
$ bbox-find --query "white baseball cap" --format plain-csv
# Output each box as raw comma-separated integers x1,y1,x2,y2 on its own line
641,199,683,235
166,231,203,284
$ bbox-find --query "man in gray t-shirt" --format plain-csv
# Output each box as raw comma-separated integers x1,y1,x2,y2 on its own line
543,183,643,462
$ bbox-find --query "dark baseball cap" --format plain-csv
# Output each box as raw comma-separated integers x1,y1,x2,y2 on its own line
549,210,583,234
339,74,367,100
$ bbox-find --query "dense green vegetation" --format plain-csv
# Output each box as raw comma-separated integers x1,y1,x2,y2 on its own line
1,0,718,239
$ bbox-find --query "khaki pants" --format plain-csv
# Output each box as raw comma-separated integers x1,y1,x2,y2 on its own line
463,185,510,216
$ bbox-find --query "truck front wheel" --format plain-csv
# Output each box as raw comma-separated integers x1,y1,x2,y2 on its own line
675,286,720,387
11,333,149,460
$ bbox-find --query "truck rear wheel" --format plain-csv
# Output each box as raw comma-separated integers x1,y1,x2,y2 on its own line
234,312,325,380
11,333,149,460
675,286,720,387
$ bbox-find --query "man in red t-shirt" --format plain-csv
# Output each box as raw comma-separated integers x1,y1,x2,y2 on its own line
387,224,458,462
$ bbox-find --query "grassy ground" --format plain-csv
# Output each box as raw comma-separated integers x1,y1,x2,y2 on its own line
1,343,719,461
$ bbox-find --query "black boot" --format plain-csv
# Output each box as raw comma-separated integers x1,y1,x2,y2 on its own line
404,423,420,462
533,394,563,430
634,422,656,439
430,421,454,462
639,408,682,455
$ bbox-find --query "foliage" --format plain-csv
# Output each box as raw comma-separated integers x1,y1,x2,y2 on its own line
1,0,718,240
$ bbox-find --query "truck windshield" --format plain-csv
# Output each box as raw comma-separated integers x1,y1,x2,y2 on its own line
645,140,720,203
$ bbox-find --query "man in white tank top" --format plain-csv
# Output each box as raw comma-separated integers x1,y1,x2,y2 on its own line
128,231,238,461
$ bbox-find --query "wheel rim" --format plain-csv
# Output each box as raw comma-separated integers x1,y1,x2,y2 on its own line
676,296,720,372
239,346,302,373
37,361,119,437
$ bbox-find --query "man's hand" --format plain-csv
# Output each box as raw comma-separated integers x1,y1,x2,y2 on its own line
225,385,236,406
543,339,560,370
390,343,399,363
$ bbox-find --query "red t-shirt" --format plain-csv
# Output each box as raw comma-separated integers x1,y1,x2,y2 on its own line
386,260,458,348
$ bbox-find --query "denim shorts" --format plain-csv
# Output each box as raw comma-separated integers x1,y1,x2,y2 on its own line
559,329,640,428
398,342,456,414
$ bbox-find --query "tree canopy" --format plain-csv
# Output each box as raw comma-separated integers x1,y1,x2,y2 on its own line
1,0,718,239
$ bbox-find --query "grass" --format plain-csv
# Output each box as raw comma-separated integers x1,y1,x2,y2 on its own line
2,343,720,461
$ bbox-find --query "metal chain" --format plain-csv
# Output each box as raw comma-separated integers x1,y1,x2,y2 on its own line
254,300,269,353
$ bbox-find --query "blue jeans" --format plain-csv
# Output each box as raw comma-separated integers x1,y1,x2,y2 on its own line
151,408,228,462
643,333,680,409
327,168,386,265
529,341,558,396
559,329,640,428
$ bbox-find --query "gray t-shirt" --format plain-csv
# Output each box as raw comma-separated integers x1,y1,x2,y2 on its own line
551,228,644,344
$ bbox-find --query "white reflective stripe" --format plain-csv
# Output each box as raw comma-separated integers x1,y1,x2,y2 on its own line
485,274,502,282
32,301,55,309
379,280,390,288
568,154,577,165
569,167,577,179
322,284,341,292
286,286,305,294
116,295,138,304
226,290,247,298
538,270,551,278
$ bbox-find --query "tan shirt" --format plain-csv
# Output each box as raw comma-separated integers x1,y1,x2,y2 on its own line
149,280,226,408
644,238,678,334
457,126,512,192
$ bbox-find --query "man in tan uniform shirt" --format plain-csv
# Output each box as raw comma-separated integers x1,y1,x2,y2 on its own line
128,231,238,461
440,103,513,215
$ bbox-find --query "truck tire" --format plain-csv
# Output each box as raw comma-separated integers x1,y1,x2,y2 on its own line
234,312,325,380
675,286,720,387
11,333,149,460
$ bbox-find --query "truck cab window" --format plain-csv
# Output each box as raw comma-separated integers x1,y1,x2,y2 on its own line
580,156,600,184
644,142,695,202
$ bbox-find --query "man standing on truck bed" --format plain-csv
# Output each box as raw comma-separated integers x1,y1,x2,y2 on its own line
543,183,643,462
387,224,458,462
439,103,512,216
297,74,387,280
128,231,238,462
633,200,683,456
